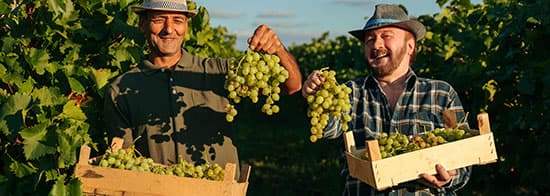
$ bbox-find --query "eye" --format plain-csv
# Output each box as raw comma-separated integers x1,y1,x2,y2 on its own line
365,37,375,45
173,18,186,24
150,18,165,24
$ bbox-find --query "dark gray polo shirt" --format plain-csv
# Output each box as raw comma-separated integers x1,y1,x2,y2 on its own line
104,50,238,167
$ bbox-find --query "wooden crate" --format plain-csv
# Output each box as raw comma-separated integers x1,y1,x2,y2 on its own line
75,142,251,196
343,113,498,191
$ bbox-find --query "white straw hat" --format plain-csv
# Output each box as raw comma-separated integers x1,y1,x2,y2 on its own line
131,0,198,17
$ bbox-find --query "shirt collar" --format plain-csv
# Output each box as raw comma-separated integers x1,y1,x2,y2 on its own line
139,50,194,75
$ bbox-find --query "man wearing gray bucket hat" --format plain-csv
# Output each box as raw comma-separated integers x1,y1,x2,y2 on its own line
302,4,471,195
104,0,301,174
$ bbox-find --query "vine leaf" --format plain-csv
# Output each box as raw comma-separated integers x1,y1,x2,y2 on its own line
24,48,54,75
0,93,31,136
50,174,83,196
20,123,56,160
59,100,87,120
9,161,38,178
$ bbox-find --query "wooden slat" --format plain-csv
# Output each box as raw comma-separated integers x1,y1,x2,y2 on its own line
238,164,251,183
477,113,491,135
344,131,356,153
365,140,381,161
223,163,237,182
79,145,91,165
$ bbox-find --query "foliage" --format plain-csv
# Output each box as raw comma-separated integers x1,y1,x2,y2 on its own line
416,0,549,194
1,0,548,195
0,0,238,195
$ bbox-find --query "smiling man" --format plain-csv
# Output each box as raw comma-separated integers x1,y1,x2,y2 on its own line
104,0,301,171
302,4,471,196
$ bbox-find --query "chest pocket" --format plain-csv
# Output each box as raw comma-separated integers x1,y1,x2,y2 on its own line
403,111,442,134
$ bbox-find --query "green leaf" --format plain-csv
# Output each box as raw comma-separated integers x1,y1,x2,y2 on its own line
24,48,52,75
47,0,79,26
66,177,83,196
57,130,83,168
49,174,67,196
20,123,57,160
9,161,38,178
18,77,35,94
90,68,116,93
0,92,31,119
33,87,66,107
0,2,8,16
59,100,87,120
47,175,83,196
68,77,86,94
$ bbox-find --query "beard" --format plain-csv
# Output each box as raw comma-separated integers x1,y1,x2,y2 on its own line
367,43,408,78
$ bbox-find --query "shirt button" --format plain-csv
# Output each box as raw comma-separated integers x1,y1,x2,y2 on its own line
161,68,165,72
170,77,174,82
172,89,177,95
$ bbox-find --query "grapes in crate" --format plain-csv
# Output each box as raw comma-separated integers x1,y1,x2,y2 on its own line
367,127,475,159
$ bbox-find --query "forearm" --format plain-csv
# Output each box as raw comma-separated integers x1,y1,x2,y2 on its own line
275,46,302,95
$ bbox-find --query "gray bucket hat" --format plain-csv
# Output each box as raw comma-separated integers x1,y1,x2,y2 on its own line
131,0,198,17
349,4,426,42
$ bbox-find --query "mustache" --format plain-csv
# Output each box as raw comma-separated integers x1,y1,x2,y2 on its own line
370,48,391,59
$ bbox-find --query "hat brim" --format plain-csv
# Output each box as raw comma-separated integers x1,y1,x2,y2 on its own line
131,6,198,17
349,20,426,42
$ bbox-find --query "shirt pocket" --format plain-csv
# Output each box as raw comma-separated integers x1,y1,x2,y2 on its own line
404,111,441,134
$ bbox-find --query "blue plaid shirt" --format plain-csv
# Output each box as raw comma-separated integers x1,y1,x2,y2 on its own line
324,70,471,196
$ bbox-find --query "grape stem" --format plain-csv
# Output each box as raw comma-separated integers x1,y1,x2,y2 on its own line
235,50,250,73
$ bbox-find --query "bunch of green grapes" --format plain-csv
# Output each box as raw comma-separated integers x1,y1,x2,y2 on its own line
431,127,471,142
224,49,289,122
306,67,352,143
377,132,412,158
371,127,473,159
97,148,154,172
151,160,225,181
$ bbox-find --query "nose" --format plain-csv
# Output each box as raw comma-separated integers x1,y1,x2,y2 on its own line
163,20,174,35
373,36,384,49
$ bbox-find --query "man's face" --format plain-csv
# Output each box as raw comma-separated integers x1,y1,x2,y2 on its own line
363,27,414,77
140,11,188,57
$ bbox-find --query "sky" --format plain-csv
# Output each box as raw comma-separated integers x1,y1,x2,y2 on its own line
195,0,483,50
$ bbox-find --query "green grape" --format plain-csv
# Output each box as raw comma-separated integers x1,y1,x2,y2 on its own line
306,67,352,142
94,145,226,181
224,49,290,122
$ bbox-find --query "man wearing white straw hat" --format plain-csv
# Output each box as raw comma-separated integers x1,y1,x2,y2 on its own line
302,4,471,196
104,0,301,174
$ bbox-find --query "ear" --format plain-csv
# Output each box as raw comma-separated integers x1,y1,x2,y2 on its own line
138,16,146,32
407,37,416,56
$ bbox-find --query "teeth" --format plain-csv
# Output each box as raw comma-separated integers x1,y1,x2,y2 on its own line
372,49,389,59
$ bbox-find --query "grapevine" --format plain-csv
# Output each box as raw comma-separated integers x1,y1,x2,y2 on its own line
306,67,352,142
224,49,289,122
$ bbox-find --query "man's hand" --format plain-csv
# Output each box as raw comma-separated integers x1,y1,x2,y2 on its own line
248,24,283,55
418,164,456,188
301,70,326,98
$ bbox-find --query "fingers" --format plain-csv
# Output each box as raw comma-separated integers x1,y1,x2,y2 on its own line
419,164,455,188
436,164,452,182
248,25,282,54
301,70,325,97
